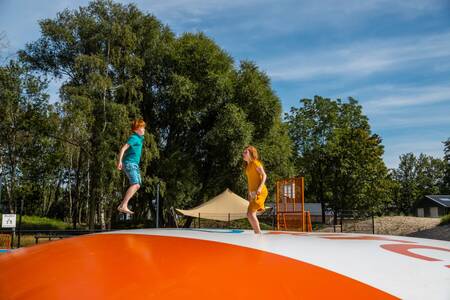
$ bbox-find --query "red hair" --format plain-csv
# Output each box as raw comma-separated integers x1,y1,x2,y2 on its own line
243,145,261,168
131,119,146,131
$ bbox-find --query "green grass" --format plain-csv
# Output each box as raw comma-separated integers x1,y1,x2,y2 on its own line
0,214,71,230
439,213,450,226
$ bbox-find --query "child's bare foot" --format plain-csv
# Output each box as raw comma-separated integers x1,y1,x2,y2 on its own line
117,205,134,215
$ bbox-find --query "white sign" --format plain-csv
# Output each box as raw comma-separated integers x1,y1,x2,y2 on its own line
2,214,16,228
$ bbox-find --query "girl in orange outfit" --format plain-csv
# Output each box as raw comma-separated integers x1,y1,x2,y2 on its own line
242,145,268,234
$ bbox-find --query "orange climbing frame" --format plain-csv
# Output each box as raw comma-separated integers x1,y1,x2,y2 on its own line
276,177,312,232
0,234,11,249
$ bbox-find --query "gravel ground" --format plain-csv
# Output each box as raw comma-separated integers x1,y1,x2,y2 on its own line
374,216,440,235
318,216,450,241
406,224,450,241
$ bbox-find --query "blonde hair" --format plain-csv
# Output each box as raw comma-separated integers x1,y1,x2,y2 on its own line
131,119,146,131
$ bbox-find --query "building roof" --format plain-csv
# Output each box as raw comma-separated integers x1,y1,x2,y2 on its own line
425,195,450,208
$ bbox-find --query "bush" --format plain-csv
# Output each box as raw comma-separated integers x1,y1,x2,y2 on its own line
439,213,450,226
0,214,71,230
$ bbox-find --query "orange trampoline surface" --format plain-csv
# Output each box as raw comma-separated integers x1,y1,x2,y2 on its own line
0,229,449,300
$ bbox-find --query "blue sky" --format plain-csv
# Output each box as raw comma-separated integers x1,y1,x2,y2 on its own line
1,0,449,168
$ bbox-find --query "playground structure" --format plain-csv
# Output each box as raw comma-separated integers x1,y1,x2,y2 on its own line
276,177,312,232
0,234,11,250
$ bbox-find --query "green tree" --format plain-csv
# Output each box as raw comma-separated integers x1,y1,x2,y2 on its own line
18,0,293,228
0,61,55,215
287,96,389,221
392,153,445,214
286,96,339,221
443,138,450,194
325,99,389,218
20,0,160,229
234,61,295,191
415,153,445,197
391,153,418,214
148,37,294,224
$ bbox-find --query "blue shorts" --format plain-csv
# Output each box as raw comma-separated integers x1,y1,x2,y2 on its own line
123,163,141,185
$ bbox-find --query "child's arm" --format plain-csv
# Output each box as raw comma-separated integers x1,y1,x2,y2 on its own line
256,166,267,195
117,144,130,170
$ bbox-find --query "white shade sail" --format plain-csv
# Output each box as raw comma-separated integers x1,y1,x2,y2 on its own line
176,189,249,221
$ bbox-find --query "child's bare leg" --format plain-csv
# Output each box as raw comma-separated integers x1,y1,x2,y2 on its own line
247,211,255,230
247,211,261,234
118,184,140,213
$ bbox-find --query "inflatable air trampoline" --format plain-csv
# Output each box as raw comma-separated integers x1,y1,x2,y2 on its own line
0,229,449,299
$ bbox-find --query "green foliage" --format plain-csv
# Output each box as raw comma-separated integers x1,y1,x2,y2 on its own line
2,0,447,230
0,214,71,230
20,215,72,230
440,213,450,226
286,96,390,217
0,60,57,215
17,0,165,228
7,0,293,229
442,138,450,194
392,153,446,214
3,0,447,231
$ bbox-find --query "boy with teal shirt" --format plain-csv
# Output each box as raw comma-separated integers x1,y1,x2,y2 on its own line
117,119,145,214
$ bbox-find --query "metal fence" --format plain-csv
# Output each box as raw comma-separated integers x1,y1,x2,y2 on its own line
176,212,276,230
1,210,384,249
0,229,112,248
321,210,375,234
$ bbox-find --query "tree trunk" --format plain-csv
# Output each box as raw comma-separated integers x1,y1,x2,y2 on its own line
6,183,13,214
319,179,326,224
73,150,82,229
52,173,63,217
88,185,97,231
68,151,73,223
8,162,17,214
99,194,106,230
107,203,112,230
7,132,17,213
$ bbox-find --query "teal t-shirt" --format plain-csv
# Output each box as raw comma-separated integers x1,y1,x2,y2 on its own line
123,133,144,165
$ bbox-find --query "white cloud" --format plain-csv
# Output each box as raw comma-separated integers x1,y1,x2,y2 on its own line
372,114,450,129
263,31,450,81
335,83,450,131
363,85,450,113
131,0,448,34
129,0,261,27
